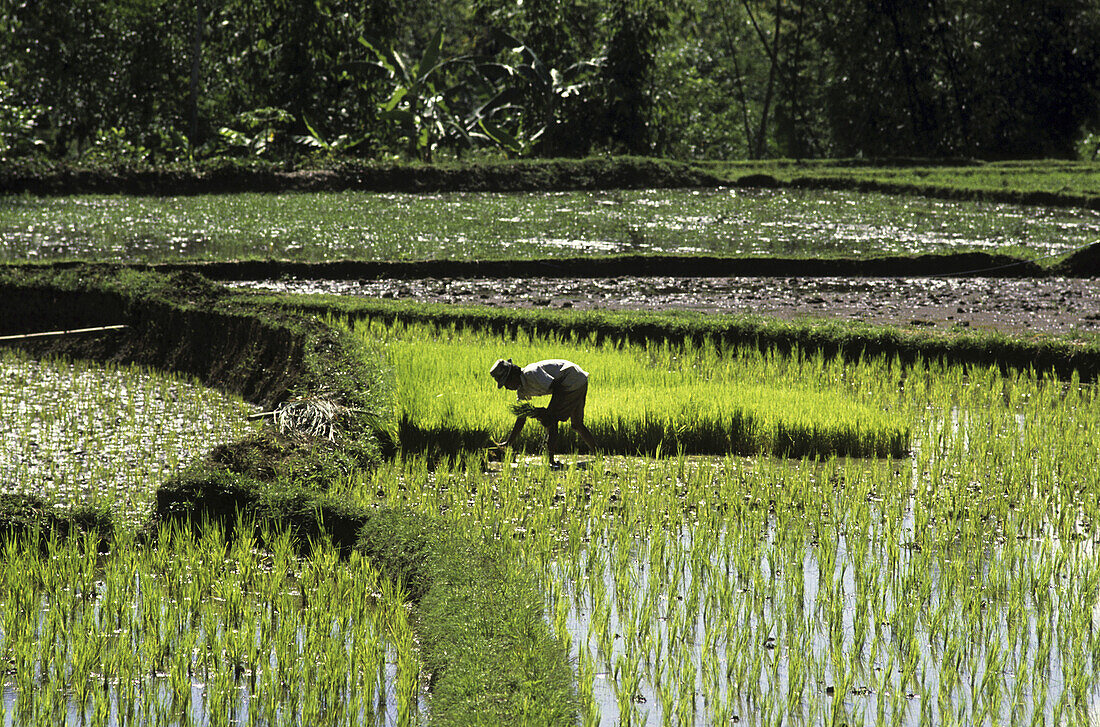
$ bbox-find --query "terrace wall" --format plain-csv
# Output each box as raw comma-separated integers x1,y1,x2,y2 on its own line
0,275,307,408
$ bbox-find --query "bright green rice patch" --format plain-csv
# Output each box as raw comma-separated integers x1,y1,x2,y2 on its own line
352,318,909,458
0,522,421,726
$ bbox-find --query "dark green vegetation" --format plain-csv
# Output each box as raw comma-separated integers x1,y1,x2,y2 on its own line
0,265,576,725
0,492,114,548
2,1,1099,163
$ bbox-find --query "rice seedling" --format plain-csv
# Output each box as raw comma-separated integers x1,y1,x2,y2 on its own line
327,318,1100,726
1,188,1094,263
349,317,911,458
0,349,259,525
0,522,423,726
6,290,1098,725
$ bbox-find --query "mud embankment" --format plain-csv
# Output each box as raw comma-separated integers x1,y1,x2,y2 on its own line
0,157,723,196
4,158,1099,212
160,244,1100,338
0,280,308,408
150,241,1100,281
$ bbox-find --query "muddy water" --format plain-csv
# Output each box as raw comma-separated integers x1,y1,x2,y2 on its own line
230,276,1100,336
0,355,259,524
552,523,1094,727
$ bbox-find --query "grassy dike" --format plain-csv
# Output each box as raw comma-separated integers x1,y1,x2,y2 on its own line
702,157,1100,210
3,155,1098,210
0,264,578,726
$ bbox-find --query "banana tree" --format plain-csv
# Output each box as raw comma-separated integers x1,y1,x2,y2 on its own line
357,29,470,161
473,30,602,156
293,116,366,158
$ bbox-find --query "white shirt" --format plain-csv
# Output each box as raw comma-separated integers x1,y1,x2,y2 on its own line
516,360,589,400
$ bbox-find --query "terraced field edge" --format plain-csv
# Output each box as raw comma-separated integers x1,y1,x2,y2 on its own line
0,265,578,727
3,156,1098,210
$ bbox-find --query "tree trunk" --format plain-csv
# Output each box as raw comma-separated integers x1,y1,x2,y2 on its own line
188,0,203,148
740,0,783,158
885,1,935,154
716,0,756,153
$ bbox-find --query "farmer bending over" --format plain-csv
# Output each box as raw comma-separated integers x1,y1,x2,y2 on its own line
490,358,598,467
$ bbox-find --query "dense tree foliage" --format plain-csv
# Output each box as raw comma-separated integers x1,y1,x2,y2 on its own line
1,0,1098,161
818,0,1100,158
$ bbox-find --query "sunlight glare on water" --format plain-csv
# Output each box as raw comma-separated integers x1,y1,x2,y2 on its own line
1,189,1096,263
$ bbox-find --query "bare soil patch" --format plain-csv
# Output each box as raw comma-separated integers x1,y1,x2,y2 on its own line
233,275,1100,337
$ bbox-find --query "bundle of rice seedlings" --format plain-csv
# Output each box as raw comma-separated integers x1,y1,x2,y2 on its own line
274,395,349,441
510,401,548,419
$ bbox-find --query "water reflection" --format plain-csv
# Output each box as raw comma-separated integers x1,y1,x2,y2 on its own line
2,189,1096,263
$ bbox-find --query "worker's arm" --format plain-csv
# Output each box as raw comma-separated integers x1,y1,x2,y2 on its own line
494,414,528,448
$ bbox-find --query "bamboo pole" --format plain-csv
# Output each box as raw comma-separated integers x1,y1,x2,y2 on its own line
0,324,129,342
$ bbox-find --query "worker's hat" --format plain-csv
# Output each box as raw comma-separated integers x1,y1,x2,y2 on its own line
490,359,517,388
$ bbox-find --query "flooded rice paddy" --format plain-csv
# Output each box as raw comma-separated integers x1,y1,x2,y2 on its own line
353,342,1100,726
0,351,258,525
0,524,423,726
537,467,1100,727
362,438,1100,726
529,363,1099,725
3,327,1100,725
6,183,1100,725
0,352,425,726
2,188,1097,263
